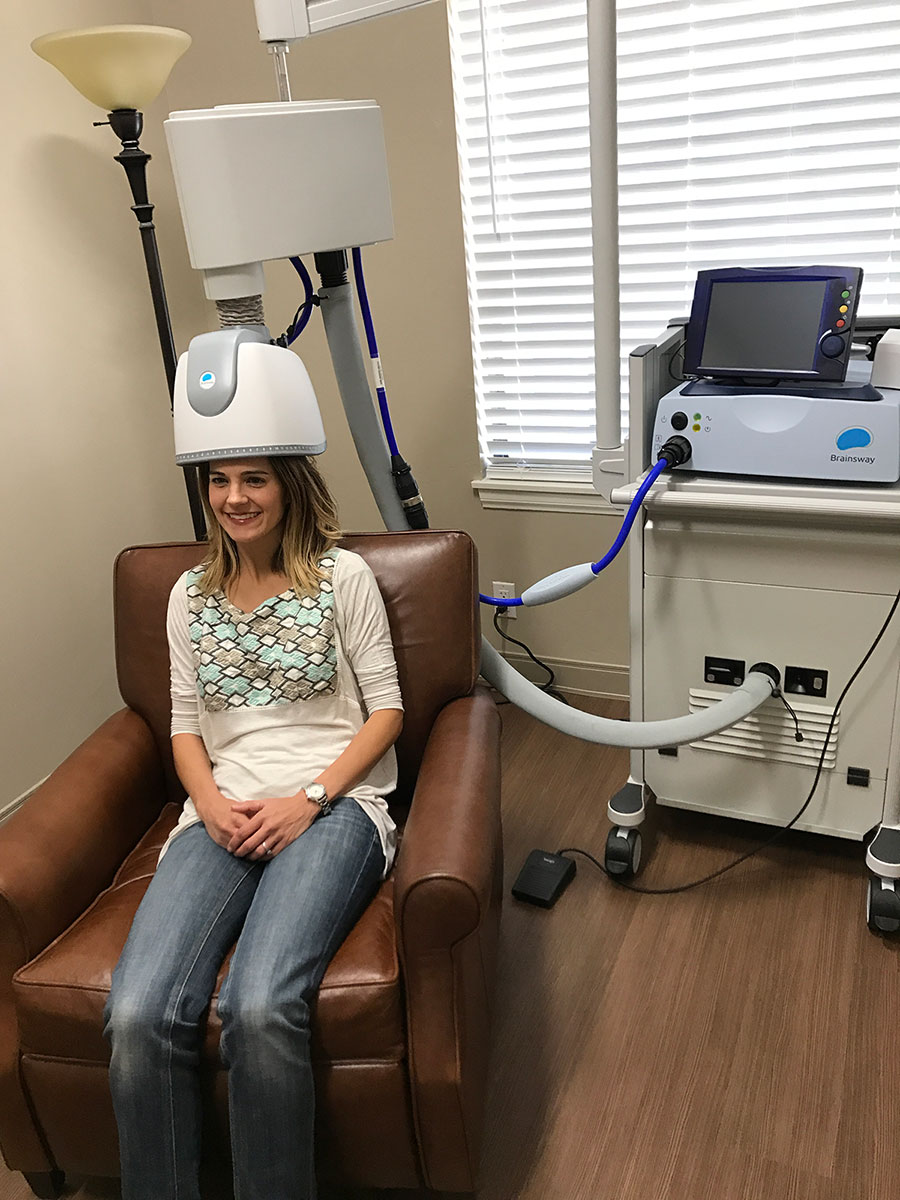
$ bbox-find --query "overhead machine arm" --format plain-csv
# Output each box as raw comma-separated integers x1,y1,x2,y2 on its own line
161,0,779,750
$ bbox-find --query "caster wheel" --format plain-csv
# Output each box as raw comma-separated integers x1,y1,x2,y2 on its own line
866,878,900,934
605,827,642,881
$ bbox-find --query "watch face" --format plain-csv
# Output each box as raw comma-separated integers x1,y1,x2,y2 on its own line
306,783,326,802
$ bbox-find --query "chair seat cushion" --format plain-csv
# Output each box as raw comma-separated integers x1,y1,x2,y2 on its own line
14,805,405,1068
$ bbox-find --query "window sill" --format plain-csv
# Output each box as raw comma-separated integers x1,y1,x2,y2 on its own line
471,475,622,516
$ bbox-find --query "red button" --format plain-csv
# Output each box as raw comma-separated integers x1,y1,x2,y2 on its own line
836,319,845,328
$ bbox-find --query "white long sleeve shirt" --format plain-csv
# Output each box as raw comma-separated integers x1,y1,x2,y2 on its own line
163,548,403,873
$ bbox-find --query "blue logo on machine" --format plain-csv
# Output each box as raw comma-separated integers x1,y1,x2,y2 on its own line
836,427,872,451
199,371,216,390
832,427,875,465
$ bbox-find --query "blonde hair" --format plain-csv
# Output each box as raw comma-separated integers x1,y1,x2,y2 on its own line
198,456,342,598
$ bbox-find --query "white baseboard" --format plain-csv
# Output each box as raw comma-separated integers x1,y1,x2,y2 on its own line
1,776,49,825
495,650,629,700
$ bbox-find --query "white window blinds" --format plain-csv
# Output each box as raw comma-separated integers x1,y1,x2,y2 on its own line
450,0,900,478
618,0,900,385
448,0,596,477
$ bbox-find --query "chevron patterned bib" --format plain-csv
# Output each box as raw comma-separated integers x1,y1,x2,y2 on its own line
186,554,339,712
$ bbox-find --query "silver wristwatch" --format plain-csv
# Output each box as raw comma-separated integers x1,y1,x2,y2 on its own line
305,782,333,817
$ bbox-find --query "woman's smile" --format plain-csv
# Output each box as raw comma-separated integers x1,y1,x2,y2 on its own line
207,459,286,547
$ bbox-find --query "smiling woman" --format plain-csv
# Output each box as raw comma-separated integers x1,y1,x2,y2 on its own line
207,458,285,552
198,454,342,605
102,450,404,1200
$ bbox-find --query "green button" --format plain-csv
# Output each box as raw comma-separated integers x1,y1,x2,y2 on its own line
693,413,702,421
842,290,851,298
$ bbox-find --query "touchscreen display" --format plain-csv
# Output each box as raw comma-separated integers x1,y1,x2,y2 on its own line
699,280,828,372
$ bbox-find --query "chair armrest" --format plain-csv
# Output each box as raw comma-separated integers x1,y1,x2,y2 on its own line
0,708,165,969
393,689,502,1192
395,689,502,947
0,708,166,1172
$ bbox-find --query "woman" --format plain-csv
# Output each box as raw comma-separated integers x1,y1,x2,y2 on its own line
103,454,403,1200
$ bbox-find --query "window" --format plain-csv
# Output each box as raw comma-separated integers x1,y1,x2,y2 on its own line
451,0,900,492
618,0,900,386
448,0,597,483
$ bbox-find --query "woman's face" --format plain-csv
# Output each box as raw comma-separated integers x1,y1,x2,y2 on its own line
207,457,286,548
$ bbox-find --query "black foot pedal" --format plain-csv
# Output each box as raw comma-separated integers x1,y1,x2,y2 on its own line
512,850,576,908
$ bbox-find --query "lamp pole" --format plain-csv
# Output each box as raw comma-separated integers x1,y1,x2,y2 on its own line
97,107,207,541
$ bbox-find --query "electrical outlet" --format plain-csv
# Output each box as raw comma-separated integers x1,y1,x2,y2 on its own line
492,580,517,617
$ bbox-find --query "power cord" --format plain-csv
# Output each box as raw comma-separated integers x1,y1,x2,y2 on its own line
557,577,900,894
492,608,569,705
668,338,687,381
275,294,320,347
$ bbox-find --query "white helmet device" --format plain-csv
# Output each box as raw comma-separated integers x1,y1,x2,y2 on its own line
174,328,326,464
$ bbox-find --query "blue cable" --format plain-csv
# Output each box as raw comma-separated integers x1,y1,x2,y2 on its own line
480,592,525,608
288,257,315,342
479,456,669,607
351,246,401,457
590,455,667,574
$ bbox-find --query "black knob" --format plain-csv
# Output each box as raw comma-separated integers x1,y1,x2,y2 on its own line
820,334,845,359
671,411,689,430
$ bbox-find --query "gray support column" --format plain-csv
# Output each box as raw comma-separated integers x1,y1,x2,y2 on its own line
588,0,622,451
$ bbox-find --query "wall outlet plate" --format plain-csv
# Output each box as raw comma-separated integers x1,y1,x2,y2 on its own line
492,581,517,617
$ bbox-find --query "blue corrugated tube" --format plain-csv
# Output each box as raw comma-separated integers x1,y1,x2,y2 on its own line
590,456,667,574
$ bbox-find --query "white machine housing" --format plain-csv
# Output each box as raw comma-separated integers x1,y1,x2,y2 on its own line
164,101,393,299
614,331,900,845
652,371,900,484
253,0,435,41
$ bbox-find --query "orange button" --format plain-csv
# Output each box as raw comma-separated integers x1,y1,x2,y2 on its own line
836,319,845,328
839,305,848,313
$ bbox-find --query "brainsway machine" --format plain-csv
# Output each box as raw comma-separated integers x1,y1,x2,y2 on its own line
32,0,900,932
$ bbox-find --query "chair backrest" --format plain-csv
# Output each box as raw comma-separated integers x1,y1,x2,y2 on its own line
114,531,480,806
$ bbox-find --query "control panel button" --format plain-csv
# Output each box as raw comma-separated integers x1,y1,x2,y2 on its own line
841,289,851,299
671,411,689,430
821,334,846,358
836,319,845,328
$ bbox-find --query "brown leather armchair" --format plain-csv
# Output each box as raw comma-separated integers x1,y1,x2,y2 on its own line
0,531,502,1198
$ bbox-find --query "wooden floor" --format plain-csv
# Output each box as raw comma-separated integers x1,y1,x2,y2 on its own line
3,695,899,1200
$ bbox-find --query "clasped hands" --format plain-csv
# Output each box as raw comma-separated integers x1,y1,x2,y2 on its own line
202,790,320,860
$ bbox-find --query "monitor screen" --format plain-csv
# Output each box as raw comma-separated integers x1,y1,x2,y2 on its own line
698,279,828,372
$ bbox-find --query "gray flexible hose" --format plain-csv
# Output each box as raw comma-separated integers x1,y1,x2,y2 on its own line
481,642,775,747
318,283,408,530
216,295,266,326
321,273,775,748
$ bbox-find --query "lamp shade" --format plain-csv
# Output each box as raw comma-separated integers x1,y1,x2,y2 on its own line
31,25,191,111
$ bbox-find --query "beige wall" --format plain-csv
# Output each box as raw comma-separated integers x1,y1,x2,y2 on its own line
3,0,629,808
2,1,198,808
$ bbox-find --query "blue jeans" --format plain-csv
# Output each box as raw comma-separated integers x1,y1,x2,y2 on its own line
103,798,385,1200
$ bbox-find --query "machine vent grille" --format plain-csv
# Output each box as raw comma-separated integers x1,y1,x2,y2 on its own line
688,690,839,768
